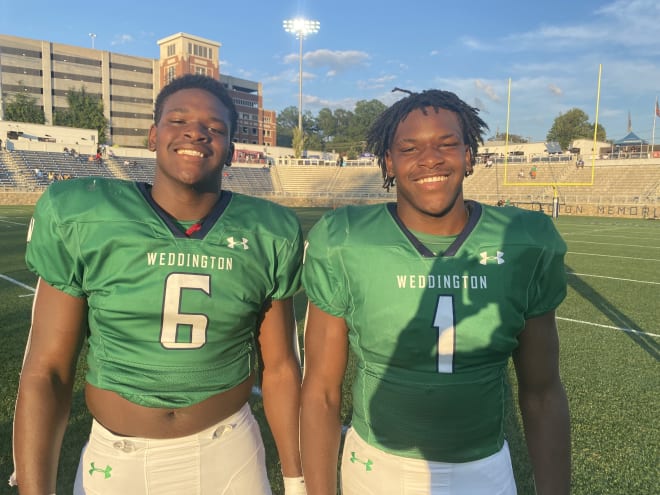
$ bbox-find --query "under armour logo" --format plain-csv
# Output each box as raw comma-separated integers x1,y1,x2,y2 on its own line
480,251,505,265
227,236,249,249
89,462,112,479
349,451,374,471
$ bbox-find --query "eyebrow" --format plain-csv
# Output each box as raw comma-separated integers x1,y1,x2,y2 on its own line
164,107,226,123
397,132,459,143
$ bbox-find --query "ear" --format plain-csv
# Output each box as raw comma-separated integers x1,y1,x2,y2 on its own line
384,150,394,178
464,146,473,177
225,142,235,166
147,124,157,152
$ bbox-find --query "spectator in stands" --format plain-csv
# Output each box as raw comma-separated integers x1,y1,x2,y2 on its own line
123,159,131,166
486,157,494,168
530,165,538,179
518,168,526,179
300,88,570,495
12,74,306,495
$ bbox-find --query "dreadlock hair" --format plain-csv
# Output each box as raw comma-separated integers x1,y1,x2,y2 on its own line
153,74,238,142
366,88,489,191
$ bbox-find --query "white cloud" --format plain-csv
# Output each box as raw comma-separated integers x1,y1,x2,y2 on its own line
548,84,562,96
284,49,370,74
110,34,134,46
475,79,501,102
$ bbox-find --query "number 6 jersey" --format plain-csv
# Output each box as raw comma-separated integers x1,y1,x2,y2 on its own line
302,201,566,463
26,178,303,408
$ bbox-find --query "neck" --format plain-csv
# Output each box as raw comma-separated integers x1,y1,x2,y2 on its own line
150,183,220,221
398,200,470,236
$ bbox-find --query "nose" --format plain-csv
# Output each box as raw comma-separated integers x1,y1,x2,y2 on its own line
184,122,210,141
417,145,444,168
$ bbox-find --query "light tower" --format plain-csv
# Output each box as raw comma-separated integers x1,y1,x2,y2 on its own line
88,33,96,49
283,18,320,133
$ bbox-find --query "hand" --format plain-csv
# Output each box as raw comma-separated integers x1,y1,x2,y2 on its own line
283,476,307,495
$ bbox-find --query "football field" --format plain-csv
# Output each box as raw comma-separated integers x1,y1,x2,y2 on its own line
0,204,658,494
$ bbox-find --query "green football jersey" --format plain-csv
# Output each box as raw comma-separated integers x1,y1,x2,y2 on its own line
302,201,566,462
26,178,303,408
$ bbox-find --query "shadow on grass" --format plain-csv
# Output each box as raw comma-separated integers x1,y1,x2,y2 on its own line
566,263,659,361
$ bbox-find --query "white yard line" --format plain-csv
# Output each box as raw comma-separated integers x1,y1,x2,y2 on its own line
557,317,659,338
566,271,660,285
0,274,35,292
567,240,660,249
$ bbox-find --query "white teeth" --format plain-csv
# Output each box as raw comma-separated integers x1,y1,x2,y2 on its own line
418,176,447,184
176,149,205,157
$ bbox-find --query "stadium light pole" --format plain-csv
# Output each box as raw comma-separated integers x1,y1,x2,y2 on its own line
89,33,96,49
283,18,320,133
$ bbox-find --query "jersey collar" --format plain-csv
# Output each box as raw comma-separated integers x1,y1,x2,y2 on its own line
386,200,482,257
137,182,233,239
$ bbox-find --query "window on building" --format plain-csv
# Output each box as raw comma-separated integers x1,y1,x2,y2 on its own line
167,44,175,57
167,66,176,84
194,65,207,75
190,44,210,59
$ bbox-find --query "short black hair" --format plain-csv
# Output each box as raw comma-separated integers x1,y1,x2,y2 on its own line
153,74,238,141
366,88,489,190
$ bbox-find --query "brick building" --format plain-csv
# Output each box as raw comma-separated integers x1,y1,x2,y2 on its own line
0,32,276,148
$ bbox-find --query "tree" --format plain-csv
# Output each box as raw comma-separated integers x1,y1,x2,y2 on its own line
491,132,528,143
3,91,45,124
292,127,304,158
588,123,607,143
316,107,338,145
276,106,296,147
351,99,387,143
276,100,386,158
547,108,606,150
54,87,108,144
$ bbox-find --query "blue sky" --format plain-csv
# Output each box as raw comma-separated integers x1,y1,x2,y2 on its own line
1,0,659,142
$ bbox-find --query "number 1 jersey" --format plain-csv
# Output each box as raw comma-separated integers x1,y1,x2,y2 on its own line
302,201,566,462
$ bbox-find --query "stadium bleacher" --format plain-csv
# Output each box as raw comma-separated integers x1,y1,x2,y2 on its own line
1,149,658,213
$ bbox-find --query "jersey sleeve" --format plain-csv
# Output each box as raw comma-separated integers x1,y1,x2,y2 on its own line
25,185,85,297
526,214,567,318
301,212,347,318
270,212,304,300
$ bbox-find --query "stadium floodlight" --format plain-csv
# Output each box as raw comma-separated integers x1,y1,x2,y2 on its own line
89,33,96,49
283,18,320,133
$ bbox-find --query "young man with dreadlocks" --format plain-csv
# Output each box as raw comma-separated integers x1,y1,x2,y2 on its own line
300,88,570,494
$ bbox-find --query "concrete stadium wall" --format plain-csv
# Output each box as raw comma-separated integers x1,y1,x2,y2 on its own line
1,190,656,219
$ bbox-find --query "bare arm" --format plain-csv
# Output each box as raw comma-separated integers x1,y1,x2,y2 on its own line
13,278,87,495
513,310,571,495
257,297,303,478
300,302,349,495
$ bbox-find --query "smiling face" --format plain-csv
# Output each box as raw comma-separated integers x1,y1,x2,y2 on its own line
148,88,234,193
385,107,471,235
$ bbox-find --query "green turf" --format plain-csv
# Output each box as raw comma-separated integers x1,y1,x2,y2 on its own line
1,205,658,494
